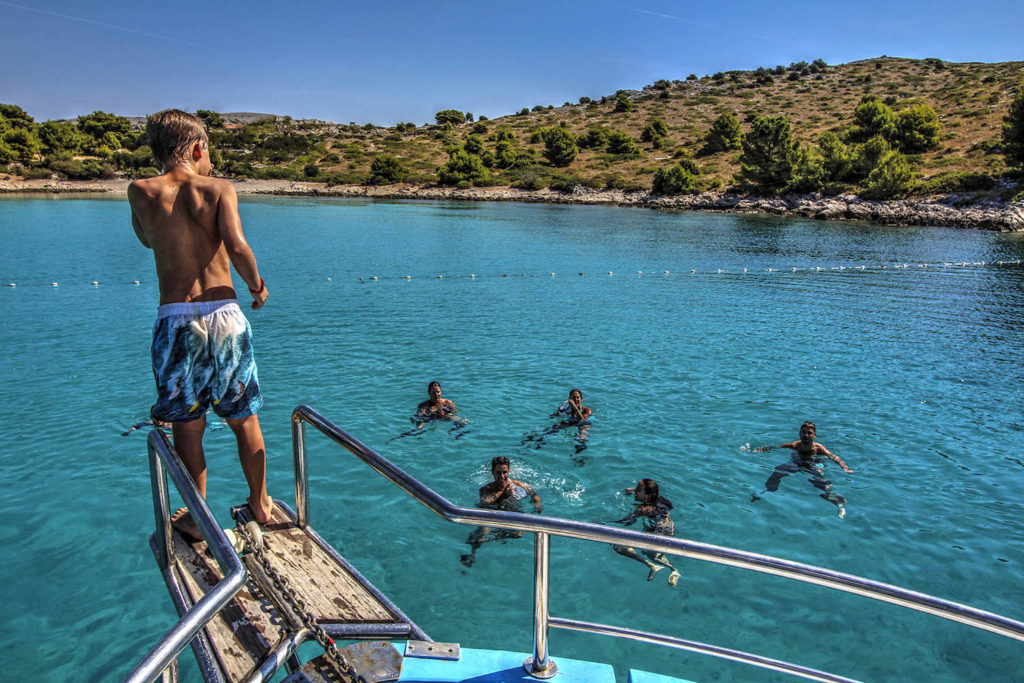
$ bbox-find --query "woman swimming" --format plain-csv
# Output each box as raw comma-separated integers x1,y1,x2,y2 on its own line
609,478,680,586
521,388,593,458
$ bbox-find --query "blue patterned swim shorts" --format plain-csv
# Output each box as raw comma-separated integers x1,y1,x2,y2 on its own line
150,299,263,423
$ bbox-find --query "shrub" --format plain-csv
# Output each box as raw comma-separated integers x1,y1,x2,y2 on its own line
548,174,601,192
1003,83,1024,169
49,158,114,179
614,92,634,112
38,121,85,155
368,155,410,184
848,95,896,143
196,110,225,129
818,132,853,182
895,103,940,153
434,109,465,126
860,152,914,199
852,135,893,179
463,135,484,155
540,127,578,167
606,131,638,155
471,122,488,135
916,171,995,194
579,126,609,149
700,111,742,155
21,167,53,180
438,150,489,186
640,118,669,143
652,159,701,195
788,144,826,193
303,163,320,178
733,115,795,194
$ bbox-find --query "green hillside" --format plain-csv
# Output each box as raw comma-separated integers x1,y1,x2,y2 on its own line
3,57,1024,200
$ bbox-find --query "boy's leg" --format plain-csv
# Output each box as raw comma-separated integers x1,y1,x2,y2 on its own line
170,416,207,540
225,413,273,524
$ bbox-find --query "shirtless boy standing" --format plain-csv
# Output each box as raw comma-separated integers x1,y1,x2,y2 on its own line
129,109,273,534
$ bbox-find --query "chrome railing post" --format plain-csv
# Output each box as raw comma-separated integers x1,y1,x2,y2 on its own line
292,413,309,528
524,531,558,679
148,439,172,571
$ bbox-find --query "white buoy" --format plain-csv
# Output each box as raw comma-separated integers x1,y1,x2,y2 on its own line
742,268,748,272
91,281,99,286
637,270,643,274
792,267,798,272
405,275,412,279
370,276,378,280
327,277,332,281
8,283,15,287
608,271,614,275
717,269,723,273
133,280,140,285
520,274,526,277
51,282,58,287
470,274,476,278
663,270,669,274
550,272,557,276
690,269,695,273
437,275,443,279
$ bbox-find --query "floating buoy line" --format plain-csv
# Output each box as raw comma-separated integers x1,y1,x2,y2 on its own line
5,260,1021,289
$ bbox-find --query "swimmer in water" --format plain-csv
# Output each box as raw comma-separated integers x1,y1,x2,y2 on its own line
460,456,542,568
121,418,172,436
748,421,853,518
609,478,681,586
521,388,593,460
388,381,467,443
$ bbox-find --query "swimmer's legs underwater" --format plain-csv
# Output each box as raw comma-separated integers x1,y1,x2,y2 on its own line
807,466,847,517
612,544,680,586
460,526,524,567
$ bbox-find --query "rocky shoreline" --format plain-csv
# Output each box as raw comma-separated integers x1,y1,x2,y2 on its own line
3,177,1022,231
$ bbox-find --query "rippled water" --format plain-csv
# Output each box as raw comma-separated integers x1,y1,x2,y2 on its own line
1,195,1022,682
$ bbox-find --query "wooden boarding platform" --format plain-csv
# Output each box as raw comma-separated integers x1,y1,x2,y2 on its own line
162,500,415,681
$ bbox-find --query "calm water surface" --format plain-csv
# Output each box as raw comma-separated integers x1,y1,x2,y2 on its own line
1,196,1022,682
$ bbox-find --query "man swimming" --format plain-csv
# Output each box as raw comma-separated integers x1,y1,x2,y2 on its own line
609,478,680,586
748,421,853,517
460,456,542,568
389,381,468,443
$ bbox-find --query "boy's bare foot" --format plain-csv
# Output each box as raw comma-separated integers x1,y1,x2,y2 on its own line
247,494,273,524
171,507,202,542
668,570,681,587
646,564,664,581
460,554,476,568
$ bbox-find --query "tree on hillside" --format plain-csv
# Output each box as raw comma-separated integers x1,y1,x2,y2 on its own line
438,150,489,186
78,111,132,144
652,159,701,195
847,95,896,143
614,92,634,113
579,126,609,149
368,155,408,185
196,110,225,129
640,118,669,143
818,132,853,182
852,135,893,179
1003,83,1024,169
733,115,796,194
860,151,915,199
463,135,484,156
895,103,940,153
39,120,86,155
700,111,743,155
606,130,638,155
434,109,466,126
788,144,826,193
541,127,578,167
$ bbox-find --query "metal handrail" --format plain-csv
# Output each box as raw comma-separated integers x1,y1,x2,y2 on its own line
124,430,249,683
292,404,1024,680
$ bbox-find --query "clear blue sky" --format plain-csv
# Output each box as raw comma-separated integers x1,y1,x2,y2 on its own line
2,0,1021,125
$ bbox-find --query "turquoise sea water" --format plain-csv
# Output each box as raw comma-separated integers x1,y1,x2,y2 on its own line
1,195,1022,682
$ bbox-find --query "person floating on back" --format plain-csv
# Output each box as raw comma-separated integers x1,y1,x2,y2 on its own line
747,421,853,518
460,456,542,568
521,388,593,460
609,478,681,586
128,109,273,539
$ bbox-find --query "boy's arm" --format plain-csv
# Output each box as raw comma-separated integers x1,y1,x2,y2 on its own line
127,184,150,248
518,480,543,513
216,182,267,309
818,444,853,473
750,441,796,453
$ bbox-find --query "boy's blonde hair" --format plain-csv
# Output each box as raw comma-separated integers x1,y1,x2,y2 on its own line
146,109,208,170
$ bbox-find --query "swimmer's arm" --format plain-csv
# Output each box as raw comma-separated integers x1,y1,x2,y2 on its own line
818,444,853,473
518,480,543,513
217,182,267,309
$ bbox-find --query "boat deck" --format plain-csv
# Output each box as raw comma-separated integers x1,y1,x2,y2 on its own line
158,501,414,681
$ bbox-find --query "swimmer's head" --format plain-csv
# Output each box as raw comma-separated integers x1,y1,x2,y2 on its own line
799,421,816,441
569,388,583,402
428,381,442,398
635,478,659,504
491,456,511,482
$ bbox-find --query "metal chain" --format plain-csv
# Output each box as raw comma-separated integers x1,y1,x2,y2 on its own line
234,519,368,683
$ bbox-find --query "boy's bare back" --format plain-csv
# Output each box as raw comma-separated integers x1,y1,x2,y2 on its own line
129,145,266,308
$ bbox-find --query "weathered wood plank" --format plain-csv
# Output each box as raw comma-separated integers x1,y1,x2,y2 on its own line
251,504,395,623
171,501,401,680
173,526,288,681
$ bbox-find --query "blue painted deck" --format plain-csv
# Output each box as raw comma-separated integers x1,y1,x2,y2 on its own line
627,668,697,683
397,644,616,682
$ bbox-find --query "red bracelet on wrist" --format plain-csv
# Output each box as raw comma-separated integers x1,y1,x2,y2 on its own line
248,277,265,295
